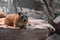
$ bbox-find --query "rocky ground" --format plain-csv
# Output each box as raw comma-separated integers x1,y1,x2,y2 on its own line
0,17,55,40
0,11,59,40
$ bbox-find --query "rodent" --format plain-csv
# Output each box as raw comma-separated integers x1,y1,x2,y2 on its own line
4,12,28,29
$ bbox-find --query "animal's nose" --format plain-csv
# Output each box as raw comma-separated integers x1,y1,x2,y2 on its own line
24,19,26,21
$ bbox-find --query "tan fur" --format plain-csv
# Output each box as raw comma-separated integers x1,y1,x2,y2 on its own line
0,11,5,18
4,13,28,29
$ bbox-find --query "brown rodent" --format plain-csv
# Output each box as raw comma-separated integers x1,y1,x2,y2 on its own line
4,12,28,29
0,11,5,18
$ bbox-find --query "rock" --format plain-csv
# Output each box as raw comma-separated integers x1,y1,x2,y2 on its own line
53,16,60,24
46,33,60,40
0,28,48,40
27,19,55,33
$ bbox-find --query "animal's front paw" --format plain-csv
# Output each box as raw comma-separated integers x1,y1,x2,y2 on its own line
9,27,20,29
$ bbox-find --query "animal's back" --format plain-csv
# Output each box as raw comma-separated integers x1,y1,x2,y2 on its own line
4,14,20,26
6,14,19,20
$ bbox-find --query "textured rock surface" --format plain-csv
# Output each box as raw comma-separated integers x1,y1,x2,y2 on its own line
0,28,49,40
0,18,55,40
0,16,55,40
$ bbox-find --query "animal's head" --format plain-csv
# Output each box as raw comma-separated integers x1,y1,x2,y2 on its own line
17,12,28,28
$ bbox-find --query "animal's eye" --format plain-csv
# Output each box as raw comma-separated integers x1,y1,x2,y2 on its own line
25,16,28,18
21,16,23,19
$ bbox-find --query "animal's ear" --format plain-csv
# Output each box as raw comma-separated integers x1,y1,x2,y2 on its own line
17,12,22,15
25,12,27,14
